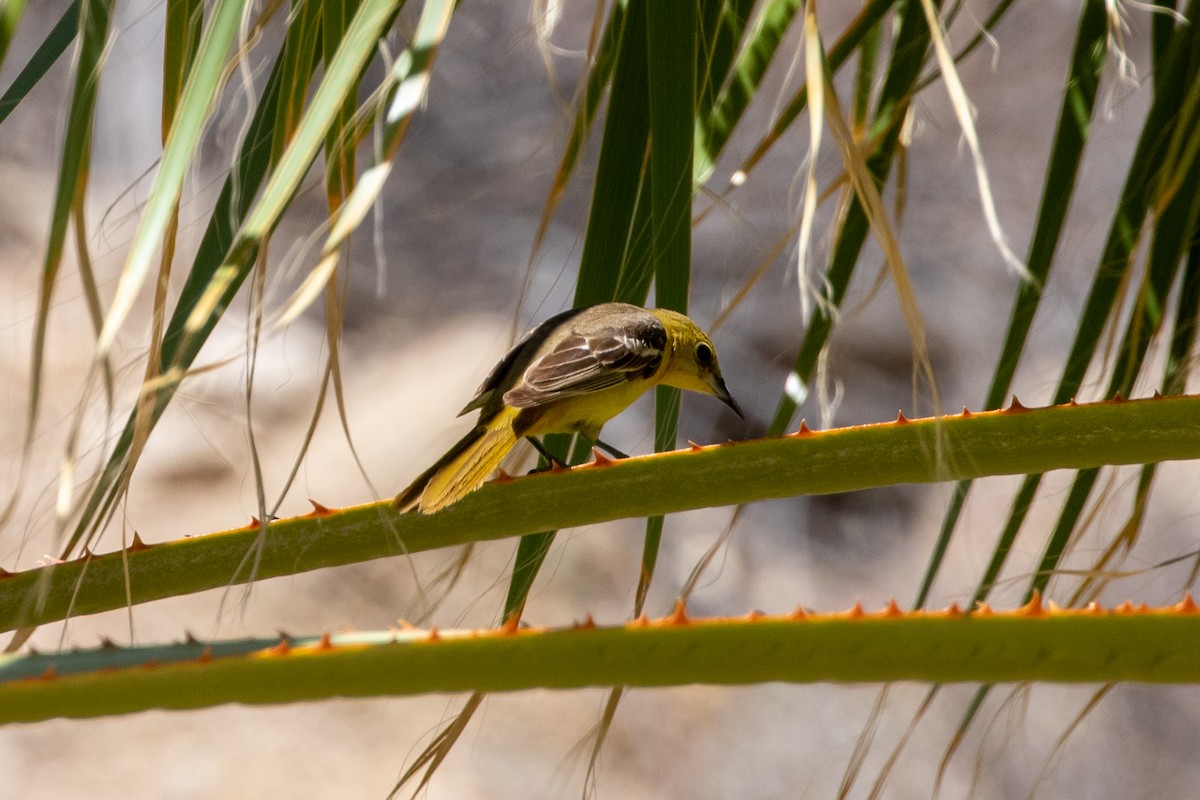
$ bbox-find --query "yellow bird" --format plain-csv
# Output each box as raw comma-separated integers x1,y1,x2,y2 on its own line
394,302,742,513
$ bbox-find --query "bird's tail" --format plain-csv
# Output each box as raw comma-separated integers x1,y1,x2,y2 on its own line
393,407,521,513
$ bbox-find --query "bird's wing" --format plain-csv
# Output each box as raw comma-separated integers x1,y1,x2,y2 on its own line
502,317,666,408
458,306,588,417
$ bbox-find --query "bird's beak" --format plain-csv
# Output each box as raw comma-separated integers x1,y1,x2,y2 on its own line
707,373,744,419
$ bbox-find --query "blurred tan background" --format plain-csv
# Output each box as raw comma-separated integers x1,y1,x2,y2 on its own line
3,1,1199,797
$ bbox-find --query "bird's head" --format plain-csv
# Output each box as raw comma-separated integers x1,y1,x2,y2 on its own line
653,309,744,419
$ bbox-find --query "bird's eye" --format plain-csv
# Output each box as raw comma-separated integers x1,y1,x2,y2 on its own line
695,342,713,366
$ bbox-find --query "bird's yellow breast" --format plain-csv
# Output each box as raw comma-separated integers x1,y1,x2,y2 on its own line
516,354,672,441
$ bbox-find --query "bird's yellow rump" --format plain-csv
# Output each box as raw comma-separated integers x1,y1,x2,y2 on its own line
394,302,742,513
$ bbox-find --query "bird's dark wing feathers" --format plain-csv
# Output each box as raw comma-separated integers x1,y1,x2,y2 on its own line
457,306,588,417
503,321,666,408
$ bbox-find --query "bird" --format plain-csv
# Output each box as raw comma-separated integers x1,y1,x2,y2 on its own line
394,302,742,513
